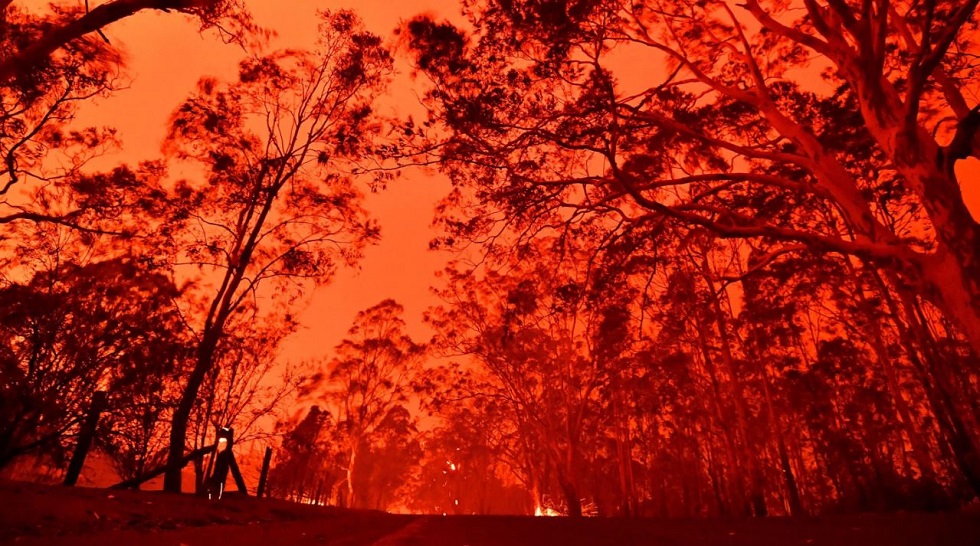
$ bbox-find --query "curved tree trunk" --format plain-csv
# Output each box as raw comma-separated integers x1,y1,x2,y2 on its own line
840,41,980,357
745,0,980,357
919,245,980,358
163,333,220,492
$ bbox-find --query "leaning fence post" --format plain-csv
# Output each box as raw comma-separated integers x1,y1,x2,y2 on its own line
205,426,249,498
256,446,273,498
64,390,108,486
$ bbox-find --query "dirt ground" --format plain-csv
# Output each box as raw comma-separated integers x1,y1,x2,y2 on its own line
3,480,980,545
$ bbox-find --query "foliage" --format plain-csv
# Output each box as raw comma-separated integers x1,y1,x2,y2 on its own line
0,256,186,470
404,0,980,355
302,299,430,509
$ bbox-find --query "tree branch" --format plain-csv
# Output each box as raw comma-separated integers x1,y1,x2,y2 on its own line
0,0,221,83
0,209,131,236
917,0,980,86
714,244,807,292
887,3,972,120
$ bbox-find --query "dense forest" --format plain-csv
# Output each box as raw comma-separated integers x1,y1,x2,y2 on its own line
2,0,980,519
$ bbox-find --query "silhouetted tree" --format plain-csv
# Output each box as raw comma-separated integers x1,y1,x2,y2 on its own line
0,257,185,470
161,10,389,492
354,405,423,510
268,405,341,504
404,0,980,354
308,299,428,508
1,2,242,238
428,235,639,516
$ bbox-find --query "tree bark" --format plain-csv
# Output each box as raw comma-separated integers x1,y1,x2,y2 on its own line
63,391,107,487
834,44,980,356
743,0,980,356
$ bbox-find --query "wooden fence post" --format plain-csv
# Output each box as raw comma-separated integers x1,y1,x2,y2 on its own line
256,446,273,498
63,390,107,486
206,427,248,498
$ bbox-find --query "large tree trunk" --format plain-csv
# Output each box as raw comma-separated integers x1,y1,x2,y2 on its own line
747,7,980,356
912,331,980,496
163,332,220,492
840,54,980,357
884,281,980,498
919,245,980,358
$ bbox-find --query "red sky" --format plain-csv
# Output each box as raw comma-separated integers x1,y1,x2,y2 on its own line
72,0,980,367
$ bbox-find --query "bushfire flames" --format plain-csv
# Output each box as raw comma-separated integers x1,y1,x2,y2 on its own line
534,506,562,517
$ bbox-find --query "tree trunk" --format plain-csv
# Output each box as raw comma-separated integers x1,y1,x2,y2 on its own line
843,64,980,357
754,355,803,516
193,453,205,494
616,419,636,516
692,320,744,515
558,471,582,517
610,392,636,516
919,245,980,358
701,260,766,516
889,282,980,498
853,263,940,488
163,333,220,492
704,447,727,516
775,434,802,516
63,391,107,487
346,442,358,509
